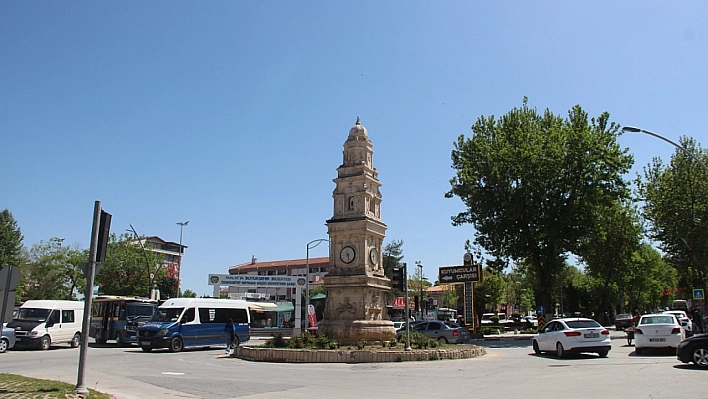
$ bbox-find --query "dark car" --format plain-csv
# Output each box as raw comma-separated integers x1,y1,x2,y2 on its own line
676,333,708,368
615,314,633,331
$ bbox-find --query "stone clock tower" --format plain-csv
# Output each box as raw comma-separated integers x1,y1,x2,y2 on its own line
319,117,395,344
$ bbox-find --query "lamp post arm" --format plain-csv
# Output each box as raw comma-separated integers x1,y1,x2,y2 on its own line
623,126,708,174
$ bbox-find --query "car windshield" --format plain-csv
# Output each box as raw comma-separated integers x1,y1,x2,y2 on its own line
565,320,601,328
444,322,460,328
15,308,51,321
640,316,676,325
151,308,184,322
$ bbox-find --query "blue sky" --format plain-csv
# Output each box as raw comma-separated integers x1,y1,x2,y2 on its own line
2,2,707,296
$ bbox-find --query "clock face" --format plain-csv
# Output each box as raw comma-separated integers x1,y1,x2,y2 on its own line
370,248,379,265
340,246,355,263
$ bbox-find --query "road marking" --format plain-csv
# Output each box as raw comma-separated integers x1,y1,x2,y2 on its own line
162,372,185,375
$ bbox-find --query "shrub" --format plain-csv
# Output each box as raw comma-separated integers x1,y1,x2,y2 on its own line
490,315,500,323
265,333,288,348
389,340,398,348
356,339,367,350
328,340,339,350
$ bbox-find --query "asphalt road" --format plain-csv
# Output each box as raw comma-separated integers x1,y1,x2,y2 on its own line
0,332,706,399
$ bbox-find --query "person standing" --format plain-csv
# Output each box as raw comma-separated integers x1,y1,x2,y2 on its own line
223,318,236,354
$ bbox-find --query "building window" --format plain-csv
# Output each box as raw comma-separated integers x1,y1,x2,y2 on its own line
320,267,327,273
309,268,318,273
277,270,287,275
267,270,276,275
258,271,266,276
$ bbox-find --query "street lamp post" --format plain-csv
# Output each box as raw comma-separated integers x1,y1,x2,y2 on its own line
415,261,424,320
176,221,189,298
306,239,329,328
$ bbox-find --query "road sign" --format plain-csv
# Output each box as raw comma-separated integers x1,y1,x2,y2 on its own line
537,315,546,329
694,289,705,300
536,306,545,315
439,264,481,284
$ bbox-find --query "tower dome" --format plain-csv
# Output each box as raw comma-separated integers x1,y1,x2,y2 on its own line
348,116,368,138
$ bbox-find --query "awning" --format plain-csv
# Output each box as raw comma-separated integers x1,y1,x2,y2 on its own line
310,293,327,300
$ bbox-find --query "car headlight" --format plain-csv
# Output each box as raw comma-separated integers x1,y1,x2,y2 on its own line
30,331,38,336
156,329,169,337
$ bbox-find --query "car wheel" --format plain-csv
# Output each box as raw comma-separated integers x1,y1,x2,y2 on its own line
40,335,51,351
0,338,8,353
532,340,541,355
141,346,153,352
635,347,643,355
692,346,708,368
71,333,81,348
597,348,609,358
438,337,448,344
168,337,184,353
556,342,565,358
231,336,240,349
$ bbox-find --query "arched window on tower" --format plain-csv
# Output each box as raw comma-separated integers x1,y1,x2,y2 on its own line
348,196,355,211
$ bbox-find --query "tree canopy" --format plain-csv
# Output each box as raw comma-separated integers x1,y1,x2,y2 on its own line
638,136,708,292
446,99,633,311
0,209,24,268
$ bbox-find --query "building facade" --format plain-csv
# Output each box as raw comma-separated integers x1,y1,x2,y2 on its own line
227,256,330,301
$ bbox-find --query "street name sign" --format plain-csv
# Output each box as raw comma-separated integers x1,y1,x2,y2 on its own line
438,264,481,284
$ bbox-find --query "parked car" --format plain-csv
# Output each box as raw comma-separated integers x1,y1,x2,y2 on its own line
481,313,510,324
614,314,633,331
396,321,470,344
1,322,16,353
532,318,611,358
661,310,693,337
634,313,684,355
521,316,539,329
392,321,405,330
676,333,708,368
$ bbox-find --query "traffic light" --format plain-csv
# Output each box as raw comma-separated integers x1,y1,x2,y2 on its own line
392,263,407,291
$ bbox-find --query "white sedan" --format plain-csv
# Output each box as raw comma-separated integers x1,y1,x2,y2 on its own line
532,318,611,358
634,313,685,354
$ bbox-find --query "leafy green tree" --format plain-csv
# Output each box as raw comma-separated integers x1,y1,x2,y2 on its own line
623,244,677,313
446,99,633,312
637,136,708,293
181,289,198,298
96,233,166,297
0,209,24,268
23,238,86,300
578,200,642,317
382,239,404,280
440,285,459,309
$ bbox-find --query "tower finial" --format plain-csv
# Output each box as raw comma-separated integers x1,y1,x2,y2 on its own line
356,116,361,125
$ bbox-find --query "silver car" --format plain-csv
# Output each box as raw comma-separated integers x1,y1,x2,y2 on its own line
397,320,471,344
1,322,16,353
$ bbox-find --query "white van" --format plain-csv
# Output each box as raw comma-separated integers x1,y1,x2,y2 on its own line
7,300,84,350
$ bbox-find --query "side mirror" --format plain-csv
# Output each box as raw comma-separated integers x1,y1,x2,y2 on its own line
681,321,688,326
45,321,55,328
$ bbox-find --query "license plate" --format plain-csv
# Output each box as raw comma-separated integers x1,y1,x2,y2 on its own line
584,333,599,338
140,341,151,347
649,338,666,342
15,337,21,341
